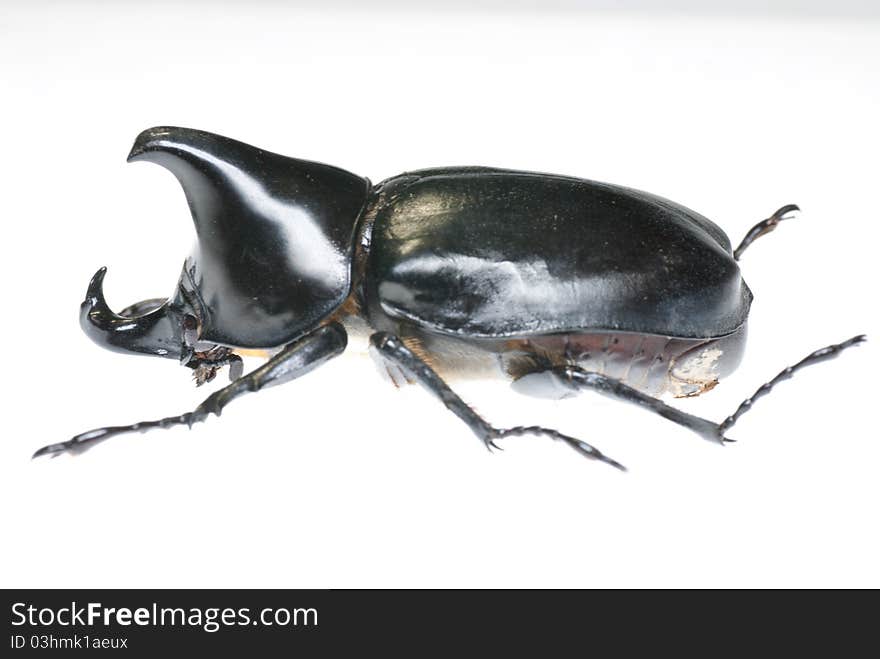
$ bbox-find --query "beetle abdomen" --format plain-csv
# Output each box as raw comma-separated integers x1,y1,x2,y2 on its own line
364,168,751,340
503,326,748,398
382,324,748,397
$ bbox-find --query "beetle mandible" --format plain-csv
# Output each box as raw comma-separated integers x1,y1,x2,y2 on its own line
33,126,866,469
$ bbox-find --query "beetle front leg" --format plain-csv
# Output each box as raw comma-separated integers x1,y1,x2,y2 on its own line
369,332,626,471
34,323,348,458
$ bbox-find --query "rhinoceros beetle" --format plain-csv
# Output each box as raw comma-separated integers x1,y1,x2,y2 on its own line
33,126,866,469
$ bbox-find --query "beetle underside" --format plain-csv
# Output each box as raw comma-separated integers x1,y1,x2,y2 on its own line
384,326,749,400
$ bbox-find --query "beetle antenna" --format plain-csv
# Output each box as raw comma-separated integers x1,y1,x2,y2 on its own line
733,204,799,261
718,334,867,436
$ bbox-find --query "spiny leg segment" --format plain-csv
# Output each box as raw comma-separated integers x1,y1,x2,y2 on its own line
33,323,348,458
718,334,866,436
369,332,626,471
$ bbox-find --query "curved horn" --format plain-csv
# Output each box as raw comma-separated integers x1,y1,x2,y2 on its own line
123,127,369,348
80,267,182,359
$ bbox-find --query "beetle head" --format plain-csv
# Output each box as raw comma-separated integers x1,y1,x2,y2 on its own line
80,266,207,362
80,126,369,360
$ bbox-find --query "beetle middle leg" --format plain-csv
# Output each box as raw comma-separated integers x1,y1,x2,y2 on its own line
33,323,348,458
369,332,626,470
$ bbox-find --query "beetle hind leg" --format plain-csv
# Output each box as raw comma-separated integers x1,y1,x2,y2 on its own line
525,365,730,444
733,204,799,261
719,334,866,436
369,332,626,471
518,334,866,446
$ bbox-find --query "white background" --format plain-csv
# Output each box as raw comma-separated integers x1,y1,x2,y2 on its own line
2,1,878,588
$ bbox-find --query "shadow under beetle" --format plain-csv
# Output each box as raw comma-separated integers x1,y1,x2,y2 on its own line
34,126,866,468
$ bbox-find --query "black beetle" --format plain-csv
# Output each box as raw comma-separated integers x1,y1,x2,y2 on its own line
34,126,866,469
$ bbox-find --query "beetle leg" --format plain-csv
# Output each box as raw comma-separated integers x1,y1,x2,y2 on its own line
33,323,348,458
539,334,866,444
733,204,799,261
718,334,866,435
549,365,728,443
369,332,626,471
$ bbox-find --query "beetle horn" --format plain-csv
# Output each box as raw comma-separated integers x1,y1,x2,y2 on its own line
123,126,370,348
80,267,183,359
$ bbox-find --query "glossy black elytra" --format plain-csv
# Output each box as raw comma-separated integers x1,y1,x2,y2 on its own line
34,127,866,468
